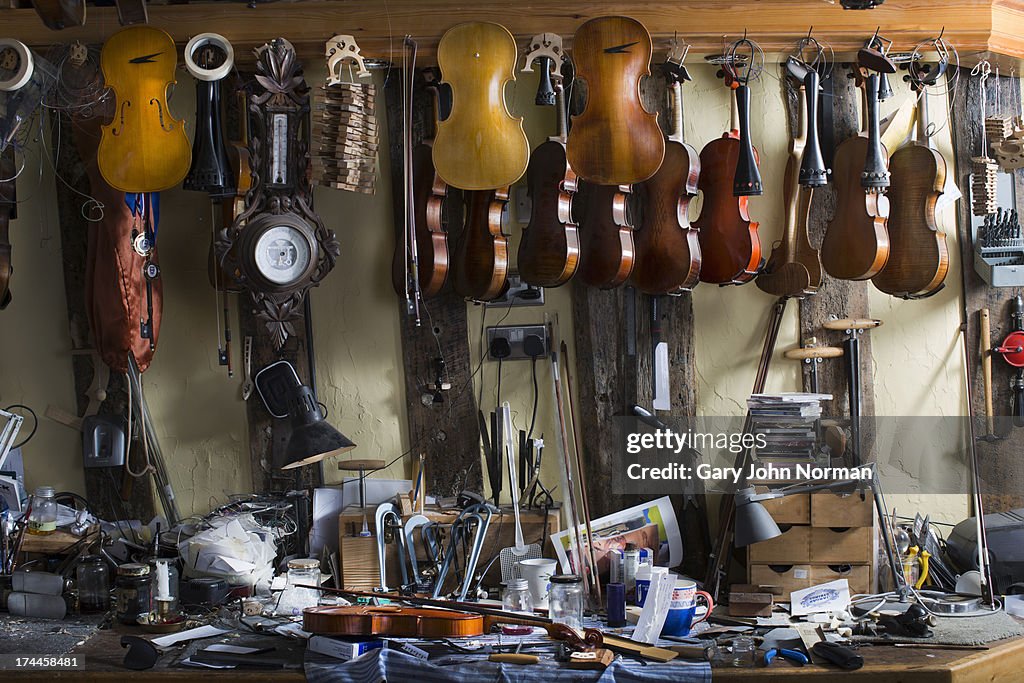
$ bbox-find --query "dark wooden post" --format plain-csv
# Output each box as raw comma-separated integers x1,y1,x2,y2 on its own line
949,66,1024,512
383,69,482,497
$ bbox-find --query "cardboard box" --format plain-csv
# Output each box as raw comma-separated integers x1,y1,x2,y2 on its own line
749,563,814,595
747,525,811,564
758,488,810,525
809,526,874,564
811,491,873,527
308,635,383,661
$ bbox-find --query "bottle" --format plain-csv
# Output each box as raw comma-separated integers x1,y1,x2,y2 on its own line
501,578,534,614
27,486,58,535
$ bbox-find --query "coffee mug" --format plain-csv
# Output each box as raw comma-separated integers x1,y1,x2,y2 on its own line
661,579,714,637
517,558,557,609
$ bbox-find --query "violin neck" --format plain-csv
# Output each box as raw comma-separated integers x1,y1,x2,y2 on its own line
669,81,683,143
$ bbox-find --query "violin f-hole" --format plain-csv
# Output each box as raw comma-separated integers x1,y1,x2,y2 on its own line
112,100,131,136
149,98,174,132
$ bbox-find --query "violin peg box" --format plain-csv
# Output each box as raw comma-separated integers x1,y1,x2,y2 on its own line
308,635,383,661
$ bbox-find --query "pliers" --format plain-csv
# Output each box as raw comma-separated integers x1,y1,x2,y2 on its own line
764,648,809,666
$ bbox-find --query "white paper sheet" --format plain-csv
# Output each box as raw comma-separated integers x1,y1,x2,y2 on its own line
632,567,676,644
151,625,229,648
790,579,851,616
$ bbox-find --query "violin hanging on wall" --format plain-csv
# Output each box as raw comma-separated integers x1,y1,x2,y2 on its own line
97,26,191,193
821,43,893,281
432,22,529,191
756,54,826,298
452,187,509,301
630,41,701,295
517,33,579,288
872,54,949,299
392,66,450,301
566,15,664,186
693,44,763,286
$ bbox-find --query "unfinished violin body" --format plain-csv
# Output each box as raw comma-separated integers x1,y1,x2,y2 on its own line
694,81,761,285
575,182,634,289
98,26,191,193
433,22,529,191
452,188,509,301
821,71,890,280
631,63,700,295
567,16,664,185
872,85,948,298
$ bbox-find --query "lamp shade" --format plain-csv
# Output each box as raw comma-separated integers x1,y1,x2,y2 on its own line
734,495,782,548
281,384,355,470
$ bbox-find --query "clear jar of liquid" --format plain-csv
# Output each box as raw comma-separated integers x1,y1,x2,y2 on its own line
548,574,584,630
27,486,57,535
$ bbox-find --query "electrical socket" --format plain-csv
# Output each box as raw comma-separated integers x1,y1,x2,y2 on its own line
486,325,548,361
485,271,544,308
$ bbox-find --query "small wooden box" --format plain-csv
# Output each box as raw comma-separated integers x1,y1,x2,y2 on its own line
809,526,874,563
811,491,873,527
759,489,810,525
747,525,811,564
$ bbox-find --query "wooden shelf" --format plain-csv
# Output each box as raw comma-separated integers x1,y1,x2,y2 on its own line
2,0,1022,67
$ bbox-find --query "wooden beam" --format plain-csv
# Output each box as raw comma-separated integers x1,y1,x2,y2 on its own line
3,0,1021,64
797,68,877,442
949,66,1024,513
383,68,482,499
50,110,157,523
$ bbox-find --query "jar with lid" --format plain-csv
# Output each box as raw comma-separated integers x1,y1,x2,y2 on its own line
275,558,321,616
501,578,534,614
27,486,57,535
77,556,110,613
548,574,584,630
115,563,153,625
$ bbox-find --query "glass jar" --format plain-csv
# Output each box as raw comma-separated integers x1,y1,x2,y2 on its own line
501,578,534,614
27,486,57,535
115,563,153,625
77,556,110,613
548,574,584,630
727,636,756,667
275,558,321,616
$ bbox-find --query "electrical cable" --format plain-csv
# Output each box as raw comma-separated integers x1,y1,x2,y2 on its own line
4,404,37,449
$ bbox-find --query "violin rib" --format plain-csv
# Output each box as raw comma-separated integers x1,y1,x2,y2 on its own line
452,187,509,301
575,182,634,289
518,139,580,287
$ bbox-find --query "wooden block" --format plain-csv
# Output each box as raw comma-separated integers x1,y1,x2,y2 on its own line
810,564,872,594
809,526,874,564
747,525,811,564
339,535,383,591
757,487,810,524
728,591,773,617
811,490,874,527
567,649,615,670
749,564,814,596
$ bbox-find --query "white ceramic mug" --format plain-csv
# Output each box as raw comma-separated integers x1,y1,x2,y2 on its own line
517,558,557,609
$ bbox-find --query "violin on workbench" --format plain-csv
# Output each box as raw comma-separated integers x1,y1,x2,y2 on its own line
566,16,664,186
517,34,579,288
630,43,701,295
432,22,529,191
756,56,826,298
871,63,949,299
392,68,450,299
693,61,762,285
97,26,191,193
821,47,893,281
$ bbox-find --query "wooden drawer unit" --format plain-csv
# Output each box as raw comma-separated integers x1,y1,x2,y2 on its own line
809,526,874,563
811,490,874,527
747,525,811,564
749,563,872,597
759,488,810,525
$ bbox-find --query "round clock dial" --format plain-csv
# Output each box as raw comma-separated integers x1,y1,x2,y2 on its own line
253,222,312,286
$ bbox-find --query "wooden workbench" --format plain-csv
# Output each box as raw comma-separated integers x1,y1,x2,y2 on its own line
5,616,1024,682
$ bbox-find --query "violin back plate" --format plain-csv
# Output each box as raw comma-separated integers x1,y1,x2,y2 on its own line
433,22,529,191
98,26,191,193
567,16,664,186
